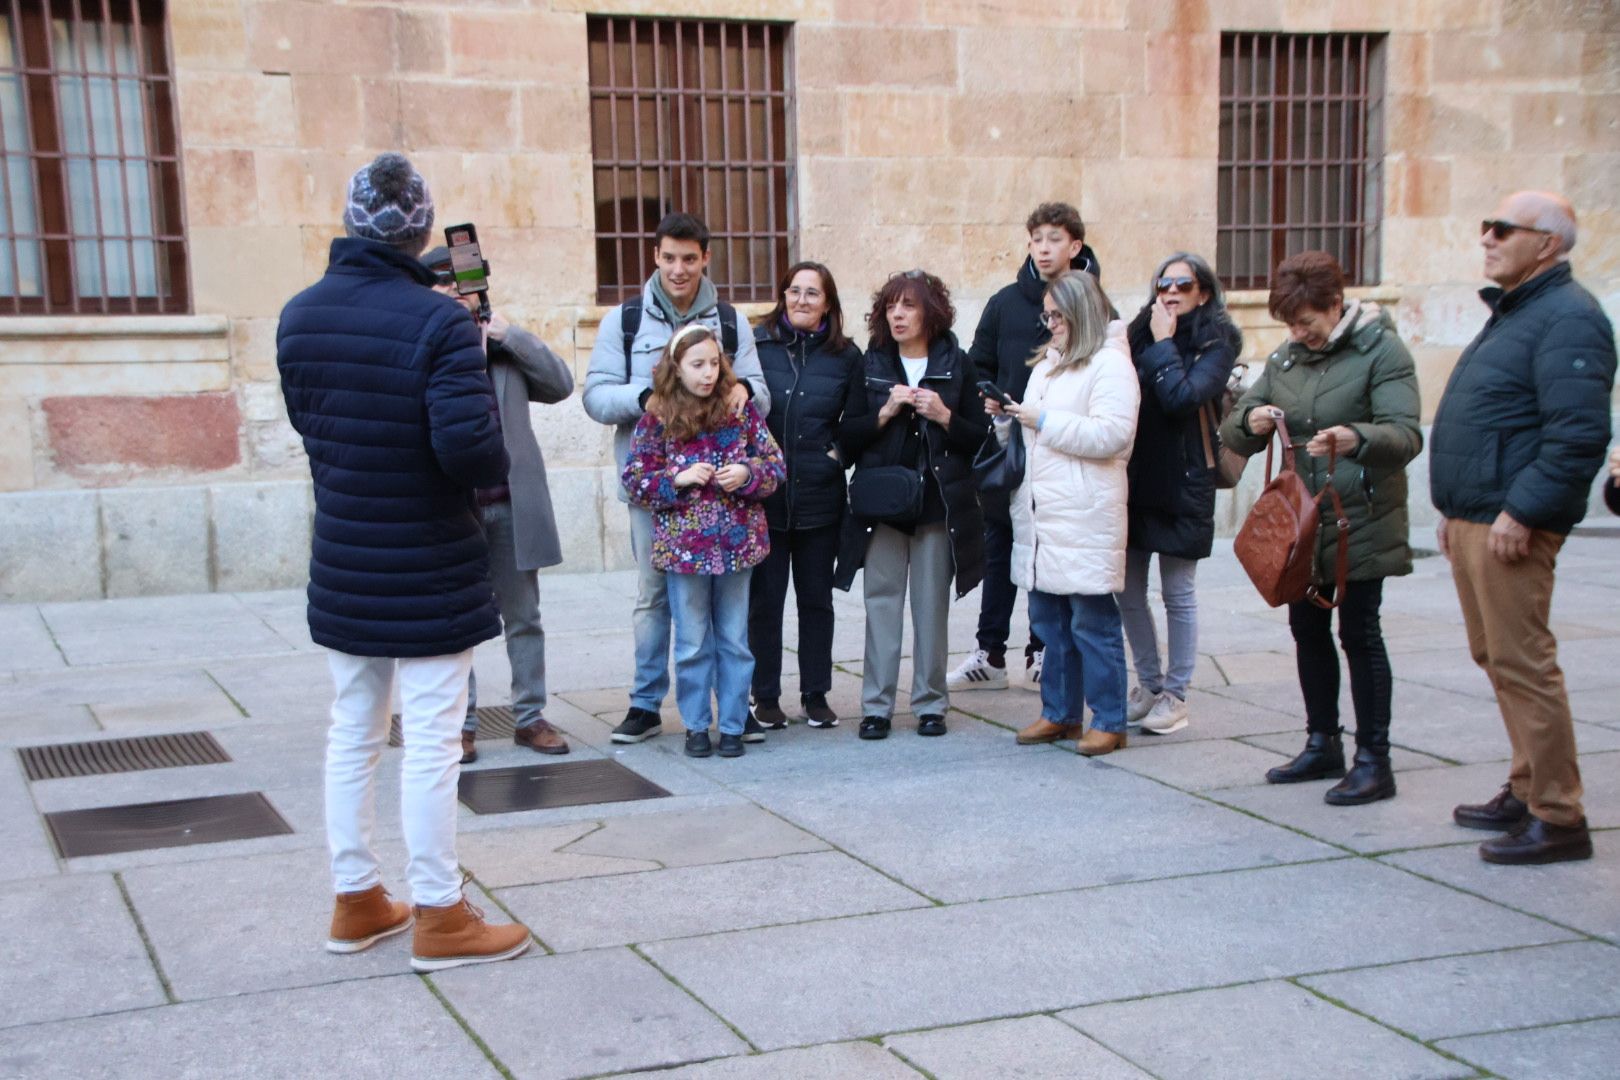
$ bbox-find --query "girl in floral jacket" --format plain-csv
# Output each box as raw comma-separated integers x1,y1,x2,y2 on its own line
622,324,786,758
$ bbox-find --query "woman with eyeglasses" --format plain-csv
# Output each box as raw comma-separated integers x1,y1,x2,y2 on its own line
747,261,864,731
987,270,1139,755
1220,250,1421,805
835,270,986,740
1116,254,1242,737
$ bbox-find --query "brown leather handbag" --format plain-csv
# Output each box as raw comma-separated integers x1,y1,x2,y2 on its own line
1233,417,1349,609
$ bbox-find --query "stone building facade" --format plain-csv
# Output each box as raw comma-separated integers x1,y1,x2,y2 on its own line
2,0,1617,601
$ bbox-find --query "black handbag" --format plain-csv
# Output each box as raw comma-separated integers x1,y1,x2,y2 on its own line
972,421,1026,493
848,463,925,524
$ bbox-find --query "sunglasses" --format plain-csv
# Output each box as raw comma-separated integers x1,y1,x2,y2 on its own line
1156,275,1198,294
888,269,927,281
1481,219,1551,241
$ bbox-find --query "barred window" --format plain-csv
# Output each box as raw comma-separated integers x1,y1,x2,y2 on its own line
586,16,795,306
1219,32,1386,290
1,0,186,315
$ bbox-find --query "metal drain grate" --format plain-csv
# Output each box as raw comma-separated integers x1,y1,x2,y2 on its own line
19,732,231,782
44,792,294,859
458,759,670,815
389,705,516,748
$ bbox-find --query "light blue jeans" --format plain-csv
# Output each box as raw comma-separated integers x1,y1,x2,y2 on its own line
1115,549,1199,701
667,569,755,735
628,504,672,712
1028,590,1129,733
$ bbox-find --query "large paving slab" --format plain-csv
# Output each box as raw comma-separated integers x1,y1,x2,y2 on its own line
456,821,662,889
0,605,66,672
1060,981,1471,1080
0,664,249,731
0,874,167,1029
1382,843,1620,944
497,850,929,952
1301,941,1620,1040
885,1014,1152,1079
1437,1018,1620,1080
642,859,1573,1051
559,803,829,868
38,594,296,667
1105,736,1292,790
0,701,100,741
428,948,748,1079
612,1041,922,1078
738,751,1337,902
0,975,499,1080
0,754,59,882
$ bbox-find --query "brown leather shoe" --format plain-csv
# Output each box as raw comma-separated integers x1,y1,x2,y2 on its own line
410,897,532,972
1016,717,1083,745
327,884,412,954
1479,816,1593,865
514,720,569,755
459,734,477,765
1453,783,1529,831
1076,729,1127,757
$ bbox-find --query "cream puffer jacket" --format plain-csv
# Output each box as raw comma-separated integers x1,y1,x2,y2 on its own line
1003,324,1140,596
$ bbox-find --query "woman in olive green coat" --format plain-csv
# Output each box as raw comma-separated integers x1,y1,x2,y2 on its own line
1221,251,1421,806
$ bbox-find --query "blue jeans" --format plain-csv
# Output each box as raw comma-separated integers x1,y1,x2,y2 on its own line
628,505,672,712
1116,549,1199,701
1027,590,1128,733
667,569,755,735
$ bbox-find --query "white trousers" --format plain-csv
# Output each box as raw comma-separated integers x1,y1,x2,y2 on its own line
325,649,472,908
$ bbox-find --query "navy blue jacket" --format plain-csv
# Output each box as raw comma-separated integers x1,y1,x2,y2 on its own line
754,319,862,532
277,238,510,657
1430,263,1616,534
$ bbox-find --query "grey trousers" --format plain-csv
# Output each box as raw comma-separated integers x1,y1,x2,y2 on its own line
861,522,952,718
465,500,547,733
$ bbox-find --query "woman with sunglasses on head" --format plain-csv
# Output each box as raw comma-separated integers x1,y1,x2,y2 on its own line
1116,254,1242,737
835,270,986,740
747,262,864,731
1220,250,1421,805
988,270,1139,756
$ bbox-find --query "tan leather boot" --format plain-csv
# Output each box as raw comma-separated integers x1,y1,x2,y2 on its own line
1016,717,1083,745
1076,729,1127,757
410,897,532,972
327,884,413,954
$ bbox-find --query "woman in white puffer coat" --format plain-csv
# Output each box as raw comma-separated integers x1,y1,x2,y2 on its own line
988,270,1140,757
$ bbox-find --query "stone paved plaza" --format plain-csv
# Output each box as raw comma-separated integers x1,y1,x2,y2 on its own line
2,536,1618,1080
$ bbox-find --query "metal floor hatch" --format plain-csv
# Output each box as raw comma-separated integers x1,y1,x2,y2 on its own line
44,792,294,858
458,759,670,815
19,731,230,782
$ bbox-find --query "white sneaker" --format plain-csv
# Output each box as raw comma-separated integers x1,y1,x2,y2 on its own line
1142,692,1189,735
1126,685,1158,725
1019,648,1044,692
947,649,1008,691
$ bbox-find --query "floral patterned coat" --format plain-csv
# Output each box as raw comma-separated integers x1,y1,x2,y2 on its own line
621,402,786,574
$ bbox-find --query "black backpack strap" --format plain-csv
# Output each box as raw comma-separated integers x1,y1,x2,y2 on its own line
620,299,642,383
716,301,739,357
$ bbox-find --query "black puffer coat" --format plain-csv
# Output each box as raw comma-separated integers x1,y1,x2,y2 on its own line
754,319,863,532
1430,262,1617,534
277,238,509,657
1124,305,1241,560
835,333,986,598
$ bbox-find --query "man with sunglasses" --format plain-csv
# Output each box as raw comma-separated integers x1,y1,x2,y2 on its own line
1430,191,1616,866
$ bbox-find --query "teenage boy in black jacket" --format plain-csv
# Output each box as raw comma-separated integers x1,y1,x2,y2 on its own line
952,202,1100,693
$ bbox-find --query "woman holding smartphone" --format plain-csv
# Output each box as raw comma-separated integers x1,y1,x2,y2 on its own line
835,270,986,740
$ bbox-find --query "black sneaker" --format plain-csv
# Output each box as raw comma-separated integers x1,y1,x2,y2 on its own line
858,716,890,740
742,714,767,743
684,730,713,757
718,733,746,757
611,708,663,744
753,699,788,730
804,693,839,728
917,714,948,737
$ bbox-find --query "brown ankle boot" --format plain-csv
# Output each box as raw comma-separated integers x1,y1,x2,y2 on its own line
1076,729,1127,757
410,897,532,972
1016,717,1083,745
327,884,413,954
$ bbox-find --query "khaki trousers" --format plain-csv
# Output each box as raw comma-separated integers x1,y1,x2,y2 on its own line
1446,517,1584,826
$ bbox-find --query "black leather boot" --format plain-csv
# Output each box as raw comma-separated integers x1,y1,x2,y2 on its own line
1265,730,1345,784
1324,746,1396,805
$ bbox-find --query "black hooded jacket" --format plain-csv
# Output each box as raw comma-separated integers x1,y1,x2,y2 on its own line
1124,302,1241,560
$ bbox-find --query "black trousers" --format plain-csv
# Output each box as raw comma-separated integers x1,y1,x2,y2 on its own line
1287,578,1392,749
976,502,1043,657
747,523,840,701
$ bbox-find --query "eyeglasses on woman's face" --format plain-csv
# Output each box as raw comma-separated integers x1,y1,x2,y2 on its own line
1155,275,1198,294
1039,310,1065,329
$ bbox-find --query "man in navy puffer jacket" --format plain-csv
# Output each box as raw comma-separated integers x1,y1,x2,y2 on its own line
278,153,529,972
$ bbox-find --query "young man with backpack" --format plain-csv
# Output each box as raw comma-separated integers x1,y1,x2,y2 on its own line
951,202,1100,693
583,212,769,744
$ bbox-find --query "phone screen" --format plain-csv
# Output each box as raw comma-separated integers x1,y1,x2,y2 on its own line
445,224,487,296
